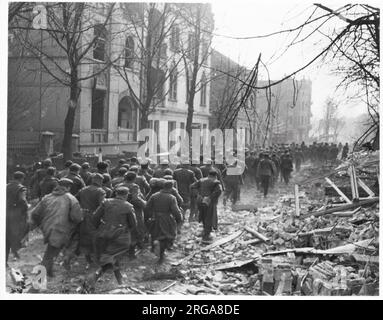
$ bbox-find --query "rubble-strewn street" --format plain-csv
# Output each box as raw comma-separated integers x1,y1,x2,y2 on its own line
7,156,379,296
6,2,380,303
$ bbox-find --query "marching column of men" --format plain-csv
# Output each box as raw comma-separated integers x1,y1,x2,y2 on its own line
6,156,228,288
6,140,349,287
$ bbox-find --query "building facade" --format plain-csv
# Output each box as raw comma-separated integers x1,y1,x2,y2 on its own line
8,2,213,158
255,78,312,145
209,49,255,148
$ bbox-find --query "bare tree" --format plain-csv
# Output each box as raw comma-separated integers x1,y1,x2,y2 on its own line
318,97,345,142
112,3,185,134
177,3,213,142
10,2,118,160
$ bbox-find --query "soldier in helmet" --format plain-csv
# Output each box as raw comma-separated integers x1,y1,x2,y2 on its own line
88,187,137,289
146,180,182,263
191,171,223,244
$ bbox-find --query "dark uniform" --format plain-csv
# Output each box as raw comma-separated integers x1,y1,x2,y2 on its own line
146,187,182,262
191,175,222,242
257,156,275,197
173,167,197,211
39,176,59,198
6,178,29,263
188,164,202,221
222,166,242,206
76,182,106,262
65,172,86,196
280,154,294,185
92,193,137,285
294,149,304,172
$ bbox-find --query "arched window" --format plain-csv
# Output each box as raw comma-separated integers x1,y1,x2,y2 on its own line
93,24,107,61
169,63,177,101
118,96,137,131
200,72,207,106
124,36,135,68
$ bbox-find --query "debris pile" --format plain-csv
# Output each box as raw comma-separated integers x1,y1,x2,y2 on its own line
174,155,379,296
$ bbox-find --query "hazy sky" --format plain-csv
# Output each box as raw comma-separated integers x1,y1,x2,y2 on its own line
210,0,375,120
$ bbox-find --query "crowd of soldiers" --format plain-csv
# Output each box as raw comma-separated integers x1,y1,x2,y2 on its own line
6,156,224,289
6,140,349,289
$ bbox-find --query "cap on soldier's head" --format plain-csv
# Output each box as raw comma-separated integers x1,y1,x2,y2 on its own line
118,158,126,165
43,158,52,167
58,178,73,187
70,163,81,172
122,163,130,170
141,163,149,169
97,161,108,171
91,173,104,183
163,175,174,181
124,171,137,181
115,186,129,196
208,170,218,177
149,177,159,187
118,167,128,175
64,160,73,168
13,171,25,180
163,180,174,189
81,162,90,169
46,167,56,176
130,157,138,163
129,165,139,173
164,168,173,176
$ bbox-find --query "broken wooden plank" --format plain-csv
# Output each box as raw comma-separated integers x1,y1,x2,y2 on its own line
319,238,374,255
294,184,300,217
297,225,353,237
300,197,379,219
263,239,374,256
351,254,379,264
331,207,361,217
172,230,244,266
201,230,244,251
214,258,258,271
349,165,359,201
357,178,375,197
244,226,269,242
160,281,177,292
241,239,262,246
324,177,352,204
231,203,258,212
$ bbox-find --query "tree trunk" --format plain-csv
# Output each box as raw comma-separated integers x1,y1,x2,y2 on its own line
138,110,150,148
61,74,80,161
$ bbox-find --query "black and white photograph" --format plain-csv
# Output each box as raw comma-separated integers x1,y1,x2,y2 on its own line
3,0,380,299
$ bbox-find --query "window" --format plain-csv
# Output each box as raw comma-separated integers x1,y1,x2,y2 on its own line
170,25,180,51
93,24,107,61
159,43,167,59
187,33,195,59
200,72,207,106
169,65,177,101
124,36,135,68
186,69,192,103
168,121,176,150
91,89,106,129
201,37,209,58
148,7,162,46
149,67,165,102
153,120,160,153
118,96,137,130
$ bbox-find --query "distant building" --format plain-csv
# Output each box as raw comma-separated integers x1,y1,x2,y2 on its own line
255,78,312,145
209,49,255,148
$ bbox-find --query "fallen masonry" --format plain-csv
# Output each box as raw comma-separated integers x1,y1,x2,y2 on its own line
172,151,379,296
